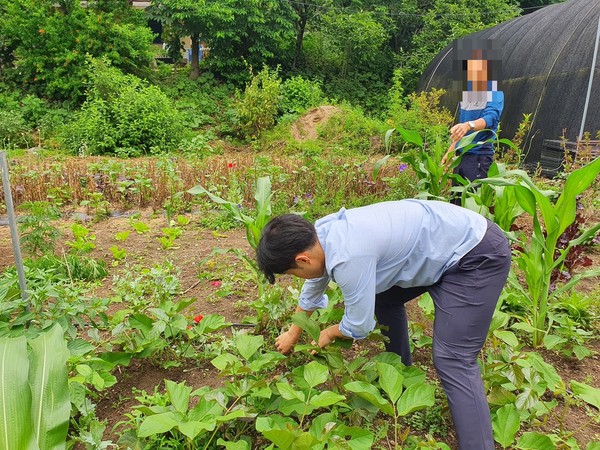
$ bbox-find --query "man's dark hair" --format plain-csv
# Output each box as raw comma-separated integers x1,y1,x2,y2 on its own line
256,214,318,284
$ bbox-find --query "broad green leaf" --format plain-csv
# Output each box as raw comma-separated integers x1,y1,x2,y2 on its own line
178,420,214,440
514,185,536,216
291,312,321,343
393,126,423,148
529,353,563,393
67,339,95,357
492,404,520,448
29,324,70,450
0,335,36,450
211,353,240,372
336,424,375,450
516,431,555,449
276,382,305,402
256,416,303,449
586,442,600,450
396,383,436,416
165,380,191,415
344,381,393,416
573,345,592,360
234,334,263,361
137,413,178,437
555,156,600,233
402,366,427,387
217,438,251,450
571,380,600,409
543,334,566,350
494,330,520,348
196,314,231,334
372,155,390,181
376,362,403,404
303,361,328,388
309,391,345,408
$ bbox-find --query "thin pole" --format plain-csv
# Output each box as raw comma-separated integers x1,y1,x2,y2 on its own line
0,151,28,301
579,15,600,140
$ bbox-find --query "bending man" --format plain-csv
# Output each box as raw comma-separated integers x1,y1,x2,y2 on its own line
256,199,511,450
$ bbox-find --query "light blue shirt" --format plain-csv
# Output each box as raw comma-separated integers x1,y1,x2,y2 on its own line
298,200,487,339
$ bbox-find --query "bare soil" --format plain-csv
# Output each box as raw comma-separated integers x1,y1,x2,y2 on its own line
290,105,343,141
0,208,599,448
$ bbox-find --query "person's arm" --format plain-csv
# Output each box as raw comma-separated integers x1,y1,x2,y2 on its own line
449,117,486,143
328,257,378,344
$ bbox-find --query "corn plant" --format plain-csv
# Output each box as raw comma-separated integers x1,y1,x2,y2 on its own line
472,157,600,347
188,176,272,251
0,324,70,450
385,127,460,200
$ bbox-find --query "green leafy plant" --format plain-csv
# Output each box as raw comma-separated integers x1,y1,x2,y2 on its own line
122,380,249,449
385,126,460,200
0,324,70,450
188,176,272,251
159,226,183,250
475,157,600,347
233,65,282,139
17,201,61,256
280,76,323,115
344,354,436,447
66,223,96,254
80,192,110,221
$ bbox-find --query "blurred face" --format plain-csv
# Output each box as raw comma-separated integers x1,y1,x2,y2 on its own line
467,59,488,90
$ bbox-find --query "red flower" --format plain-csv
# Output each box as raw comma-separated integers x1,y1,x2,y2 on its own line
227,162,236,168
210,280,222,288
193,315,204,323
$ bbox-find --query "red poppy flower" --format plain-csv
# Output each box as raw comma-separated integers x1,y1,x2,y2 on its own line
227,162,236,168
194,315,204,323
210,280,222,288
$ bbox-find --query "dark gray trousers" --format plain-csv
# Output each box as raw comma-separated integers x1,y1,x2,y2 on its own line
374,220,511,450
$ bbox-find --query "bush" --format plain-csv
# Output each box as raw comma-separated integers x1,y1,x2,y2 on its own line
0,0,154,105
61,61,184,156
233,66,282,139
386,70,453,146
280,76,323,115
0,110,29,148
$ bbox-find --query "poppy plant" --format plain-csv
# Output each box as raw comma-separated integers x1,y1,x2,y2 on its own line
210,280,222,287
193,315,204,323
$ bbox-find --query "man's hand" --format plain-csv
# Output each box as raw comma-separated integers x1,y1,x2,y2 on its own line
450,122,471,143
275,329,301,354
312,324,347,351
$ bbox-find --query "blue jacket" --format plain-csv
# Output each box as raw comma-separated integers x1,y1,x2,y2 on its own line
457,90,504,154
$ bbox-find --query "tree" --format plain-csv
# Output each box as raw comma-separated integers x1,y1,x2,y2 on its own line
397,0,520,92
0,0,153,104
148,0,231,80
149,0,296,83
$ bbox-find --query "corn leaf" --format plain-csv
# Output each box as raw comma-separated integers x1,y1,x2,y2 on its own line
28,324,70,450
0,335,37,450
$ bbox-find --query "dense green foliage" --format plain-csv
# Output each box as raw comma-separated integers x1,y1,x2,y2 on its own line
0,0,154,105
60,60,184,156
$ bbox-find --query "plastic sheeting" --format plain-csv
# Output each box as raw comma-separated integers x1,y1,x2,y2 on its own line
418,0,600,163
